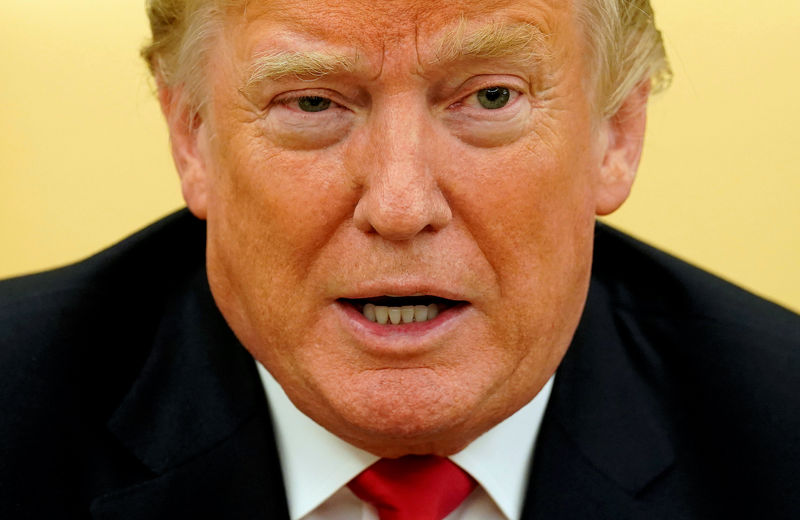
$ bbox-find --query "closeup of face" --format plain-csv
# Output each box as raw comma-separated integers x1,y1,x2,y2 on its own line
164,0,648,457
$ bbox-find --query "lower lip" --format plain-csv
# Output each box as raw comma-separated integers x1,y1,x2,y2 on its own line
335,301,469,338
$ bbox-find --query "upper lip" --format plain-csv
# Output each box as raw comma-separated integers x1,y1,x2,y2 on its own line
335,280,471,303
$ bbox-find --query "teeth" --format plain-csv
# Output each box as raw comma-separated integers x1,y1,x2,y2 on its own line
363,303,376,322
361,302,441,324
375,305,389,324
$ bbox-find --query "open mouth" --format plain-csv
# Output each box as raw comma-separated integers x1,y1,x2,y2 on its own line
339,296,467,325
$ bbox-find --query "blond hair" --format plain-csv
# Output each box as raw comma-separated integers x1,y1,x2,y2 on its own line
142,0,225,114
142,0,671,118
578,0,671,117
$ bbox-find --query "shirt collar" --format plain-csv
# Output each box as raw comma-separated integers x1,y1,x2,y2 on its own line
257,362,553,520
449,376,552,520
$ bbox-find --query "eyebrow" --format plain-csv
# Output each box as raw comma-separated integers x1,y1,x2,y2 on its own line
432,19,549,68
244,50,358,89
241,20,548,91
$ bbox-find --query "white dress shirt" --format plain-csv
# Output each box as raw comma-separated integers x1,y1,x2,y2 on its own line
257,363,553,520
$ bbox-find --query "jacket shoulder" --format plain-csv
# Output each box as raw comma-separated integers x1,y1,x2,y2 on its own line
591,223,800,515
0,209,204,310
0,210,207,487
593,223,798,345
0,207,205,381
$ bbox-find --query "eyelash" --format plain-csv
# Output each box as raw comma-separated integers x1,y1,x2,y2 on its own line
457,87,520,109
269,83,523,114
459,74,527,101
271,91,345,112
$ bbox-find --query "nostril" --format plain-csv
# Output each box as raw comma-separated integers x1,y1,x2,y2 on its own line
361,203,431,240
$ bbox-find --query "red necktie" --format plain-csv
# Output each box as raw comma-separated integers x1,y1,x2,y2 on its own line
348,455,477,520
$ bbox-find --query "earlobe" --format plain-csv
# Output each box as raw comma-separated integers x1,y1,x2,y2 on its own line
594,80,651,216
157,80,210,220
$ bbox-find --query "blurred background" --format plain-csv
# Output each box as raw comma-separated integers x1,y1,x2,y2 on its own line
1,0,798,312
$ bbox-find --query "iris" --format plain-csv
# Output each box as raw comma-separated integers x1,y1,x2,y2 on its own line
477,87,510,109
298,96,331,112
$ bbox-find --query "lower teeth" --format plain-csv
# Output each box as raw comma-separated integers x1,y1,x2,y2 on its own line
363,303,439,324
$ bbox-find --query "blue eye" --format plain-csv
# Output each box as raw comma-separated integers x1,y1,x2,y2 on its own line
297,96,332,112
476,87,511,109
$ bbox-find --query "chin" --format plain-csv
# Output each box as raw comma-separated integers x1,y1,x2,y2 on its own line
298,366,505,456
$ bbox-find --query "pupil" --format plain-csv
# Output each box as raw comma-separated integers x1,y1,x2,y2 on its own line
298,96,331,112
477,87,510,109
485,87,503,101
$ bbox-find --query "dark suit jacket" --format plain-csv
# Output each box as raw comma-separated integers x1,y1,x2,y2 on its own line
1,210,798,519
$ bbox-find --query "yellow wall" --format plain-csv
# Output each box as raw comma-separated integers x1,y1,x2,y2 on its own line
1,1,798,312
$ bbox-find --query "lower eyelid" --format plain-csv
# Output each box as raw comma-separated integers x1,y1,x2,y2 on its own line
269,106,354,130
276,96,331,106
272,100,342,115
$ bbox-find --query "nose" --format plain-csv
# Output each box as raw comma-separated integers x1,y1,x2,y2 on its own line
352,103,452,241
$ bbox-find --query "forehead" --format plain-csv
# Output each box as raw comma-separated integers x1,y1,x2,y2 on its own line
224,0,580,61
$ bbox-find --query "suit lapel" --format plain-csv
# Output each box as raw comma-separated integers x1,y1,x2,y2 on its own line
522,249,675,518
90,268,289,519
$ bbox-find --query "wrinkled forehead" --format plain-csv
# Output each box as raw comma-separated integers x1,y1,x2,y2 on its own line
220,0,582,66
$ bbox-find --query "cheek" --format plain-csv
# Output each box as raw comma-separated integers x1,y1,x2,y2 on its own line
444,121,598,344
202,124,358,339
449,129,597,271
208,128,353,264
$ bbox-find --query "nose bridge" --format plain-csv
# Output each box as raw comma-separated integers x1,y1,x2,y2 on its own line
375,103,428,204
353,96,451,240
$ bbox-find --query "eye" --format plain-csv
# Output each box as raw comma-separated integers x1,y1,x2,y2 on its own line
443,81,528,147
297,96,332,112
452,84,520,113
476,87,511,109
272,92,340,114
265,91,353,150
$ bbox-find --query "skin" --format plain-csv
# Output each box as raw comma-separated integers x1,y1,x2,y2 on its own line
160,0,649,457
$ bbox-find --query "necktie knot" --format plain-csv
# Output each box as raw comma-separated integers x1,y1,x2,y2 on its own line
348,455,477,520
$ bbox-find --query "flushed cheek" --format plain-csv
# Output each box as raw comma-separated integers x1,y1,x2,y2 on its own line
444,138,596,337
451,141,594,256
211,129,355,261
203,132,358,347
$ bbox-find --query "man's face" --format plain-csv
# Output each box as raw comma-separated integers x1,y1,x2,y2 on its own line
174,0,641,456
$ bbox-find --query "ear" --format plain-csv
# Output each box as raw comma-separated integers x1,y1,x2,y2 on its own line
594,80,651,216
157,79,210,220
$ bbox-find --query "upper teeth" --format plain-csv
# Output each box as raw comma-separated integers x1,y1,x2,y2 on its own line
363,303,439,324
